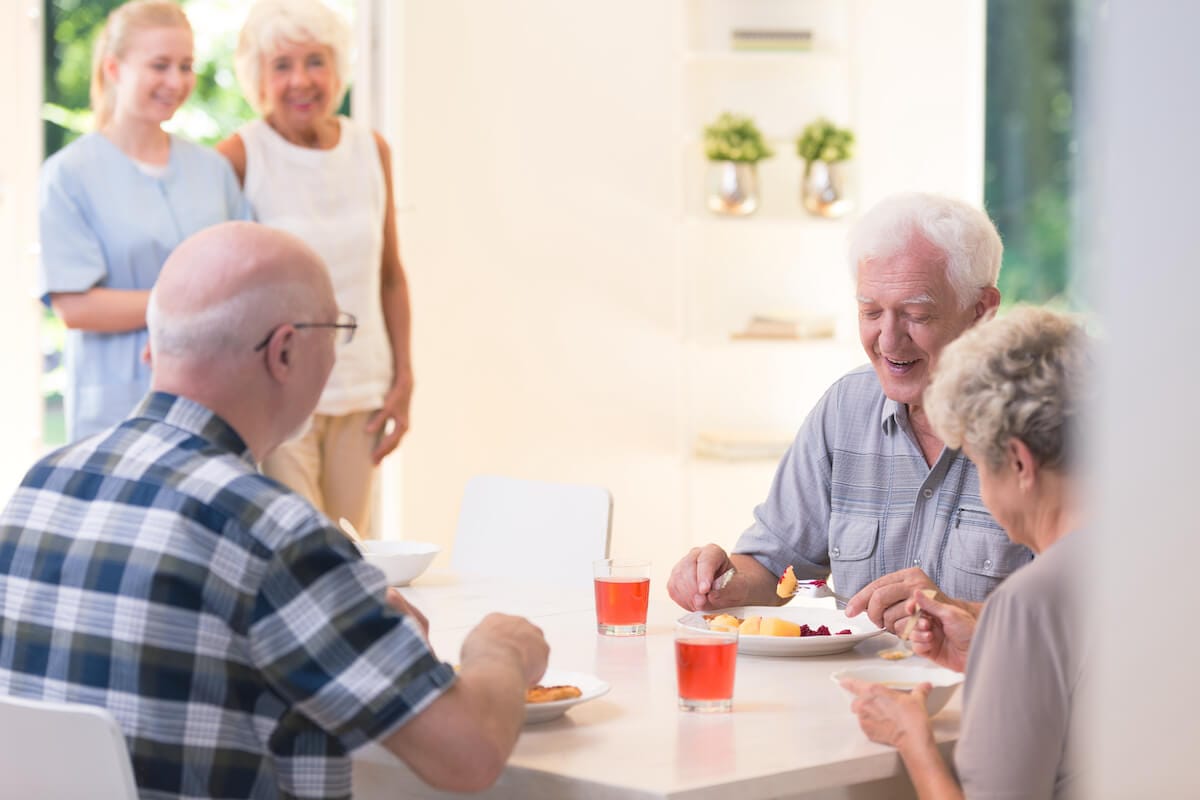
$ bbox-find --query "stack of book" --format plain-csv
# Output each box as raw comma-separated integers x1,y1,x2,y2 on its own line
731,313,836,341
731,29,814,52
694,429,794,461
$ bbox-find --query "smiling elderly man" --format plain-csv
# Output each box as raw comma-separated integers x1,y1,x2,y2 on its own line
667,193,1034,631
0,222,548,799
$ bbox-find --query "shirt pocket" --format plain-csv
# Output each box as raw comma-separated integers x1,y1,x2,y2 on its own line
828,515,879,596
945,507,1033,600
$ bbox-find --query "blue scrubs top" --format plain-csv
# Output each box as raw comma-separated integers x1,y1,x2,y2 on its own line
38,133,249,441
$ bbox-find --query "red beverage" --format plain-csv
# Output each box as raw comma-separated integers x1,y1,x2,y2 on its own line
594,577,650,632
675,638,737,704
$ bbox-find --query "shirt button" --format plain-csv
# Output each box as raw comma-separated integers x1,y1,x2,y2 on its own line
913,558,921,567
832,547,841,557
922,488,933,499
984,559,993,569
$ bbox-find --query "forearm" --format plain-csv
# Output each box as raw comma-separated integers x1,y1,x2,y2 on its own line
897,733,963,800
730,554,789,606
380,267,413,382
50,288,150,332
382,655,525,791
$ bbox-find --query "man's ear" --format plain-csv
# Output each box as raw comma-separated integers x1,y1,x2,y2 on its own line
1006,437,1039,491
974,286,1001,323
263,326,296,382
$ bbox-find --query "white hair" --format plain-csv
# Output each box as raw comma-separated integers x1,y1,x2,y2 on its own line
234,0,352,116
923,306,1090,471
147,281,321,359
848,193,1003,309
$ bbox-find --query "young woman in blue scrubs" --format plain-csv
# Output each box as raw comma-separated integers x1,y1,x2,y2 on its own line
39,0,248,441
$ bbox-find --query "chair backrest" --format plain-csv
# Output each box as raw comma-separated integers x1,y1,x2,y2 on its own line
452,474,612,585
0,694,138,800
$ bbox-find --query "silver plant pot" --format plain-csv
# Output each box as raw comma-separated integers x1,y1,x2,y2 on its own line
801,160,852,218
706,160,759,216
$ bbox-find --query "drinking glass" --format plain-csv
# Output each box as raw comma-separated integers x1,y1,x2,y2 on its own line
674,624,738,712
592,558,651,636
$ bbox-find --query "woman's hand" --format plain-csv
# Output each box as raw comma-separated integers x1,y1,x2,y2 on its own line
840,676,934,749
367,368,413,464
908,589,976,673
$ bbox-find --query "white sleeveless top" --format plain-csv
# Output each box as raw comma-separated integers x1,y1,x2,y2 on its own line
239,116,390,415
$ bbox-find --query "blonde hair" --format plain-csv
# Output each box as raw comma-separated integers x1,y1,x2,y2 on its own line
848,193,1004,310
923,306,1090,471
234,0,352,116
90,0,192,130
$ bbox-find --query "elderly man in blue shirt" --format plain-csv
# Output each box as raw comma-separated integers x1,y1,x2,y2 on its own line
668,193,1034,632
0,222,548,799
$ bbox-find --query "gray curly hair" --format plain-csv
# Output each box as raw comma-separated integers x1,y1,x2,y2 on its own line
923,306,1089,471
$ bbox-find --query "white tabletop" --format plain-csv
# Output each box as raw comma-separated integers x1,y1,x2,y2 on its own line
353,572,959,800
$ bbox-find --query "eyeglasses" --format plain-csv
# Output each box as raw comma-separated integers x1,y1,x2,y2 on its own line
254,310,358,351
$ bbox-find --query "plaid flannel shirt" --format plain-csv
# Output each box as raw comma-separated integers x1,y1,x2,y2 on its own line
0,392,455,799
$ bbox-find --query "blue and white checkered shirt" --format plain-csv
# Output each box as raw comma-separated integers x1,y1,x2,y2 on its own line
0,393,455,799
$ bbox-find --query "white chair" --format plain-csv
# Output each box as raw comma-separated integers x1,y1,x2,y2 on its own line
0,694,138,800
452,474,612,585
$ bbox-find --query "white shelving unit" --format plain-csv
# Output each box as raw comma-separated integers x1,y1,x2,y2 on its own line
679,0,865,547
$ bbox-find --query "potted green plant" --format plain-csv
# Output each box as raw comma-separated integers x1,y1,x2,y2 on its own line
703,112,773,216
795,118,855,218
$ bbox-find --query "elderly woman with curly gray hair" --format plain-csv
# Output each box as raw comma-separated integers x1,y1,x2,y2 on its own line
841,305,1091,800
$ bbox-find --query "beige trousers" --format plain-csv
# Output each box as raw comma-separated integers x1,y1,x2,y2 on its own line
262,410,380,538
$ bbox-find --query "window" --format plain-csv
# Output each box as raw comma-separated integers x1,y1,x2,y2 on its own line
984,0,1079,306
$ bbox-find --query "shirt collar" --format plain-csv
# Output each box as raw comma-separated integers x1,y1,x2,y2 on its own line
130,392,254,463
880,396,904,434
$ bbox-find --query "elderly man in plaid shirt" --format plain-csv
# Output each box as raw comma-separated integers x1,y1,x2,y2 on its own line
0,222,549,799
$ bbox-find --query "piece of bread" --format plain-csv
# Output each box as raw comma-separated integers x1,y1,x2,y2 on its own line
526,684,583,704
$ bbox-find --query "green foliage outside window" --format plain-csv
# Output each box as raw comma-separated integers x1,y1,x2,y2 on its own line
984,0,1078,308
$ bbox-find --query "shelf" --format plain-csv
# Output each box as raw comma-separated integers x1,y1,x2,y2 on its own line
684,49,844,67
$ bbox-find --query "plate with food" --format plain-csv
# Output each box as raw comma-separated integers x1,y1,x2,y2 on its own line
524,669,610,724
677,606,885,657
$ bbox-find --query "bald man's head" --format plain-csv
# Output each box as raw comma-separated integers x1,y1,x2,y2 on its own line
148,222,335,361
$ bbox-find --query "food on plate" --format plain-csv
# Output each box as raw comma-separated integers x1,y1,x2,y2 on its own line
708,613,741,633
776,564,798,598
526,684,583,704
703,613,853,637
759,617,802,637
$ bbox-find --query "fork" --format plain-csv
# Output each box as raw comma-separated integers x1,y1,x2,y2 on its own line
787,578,851,609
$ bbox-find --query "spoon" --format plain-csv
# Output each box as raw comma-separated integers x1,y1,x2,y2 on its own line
338,517,365,550
878,588,937,660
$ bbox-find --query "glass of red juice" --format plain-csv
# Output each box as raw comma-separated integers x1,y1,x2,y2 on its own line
675,624,738,712
592,559,651,636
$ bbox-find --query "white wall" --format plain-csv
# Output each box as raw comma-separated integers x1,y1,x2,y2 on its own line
1086,1,1200,794
389,1,683,572
382,0,986,580
0,1,45,491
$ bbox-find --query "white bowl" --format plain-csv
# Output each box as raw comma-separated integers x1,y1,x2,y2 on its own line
359,541,440,586
831,665,964,717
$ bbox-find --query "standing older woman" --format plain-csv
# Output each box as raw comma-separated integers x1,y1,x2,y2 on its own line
40,0,247,441
217,0,412,537
841,306,1090,799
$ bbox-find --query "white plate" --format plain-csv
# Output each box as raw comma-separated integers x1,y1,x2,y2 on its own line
524,669,610,725
678,606,885,657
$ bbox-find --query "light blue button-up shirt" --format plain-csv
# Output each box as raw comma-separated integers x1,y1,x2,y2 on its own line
734,364,1034,601
38,133,249,441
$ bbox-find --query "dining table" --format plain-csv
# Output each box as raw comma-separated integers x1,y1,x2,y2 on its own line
351,571,961,800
